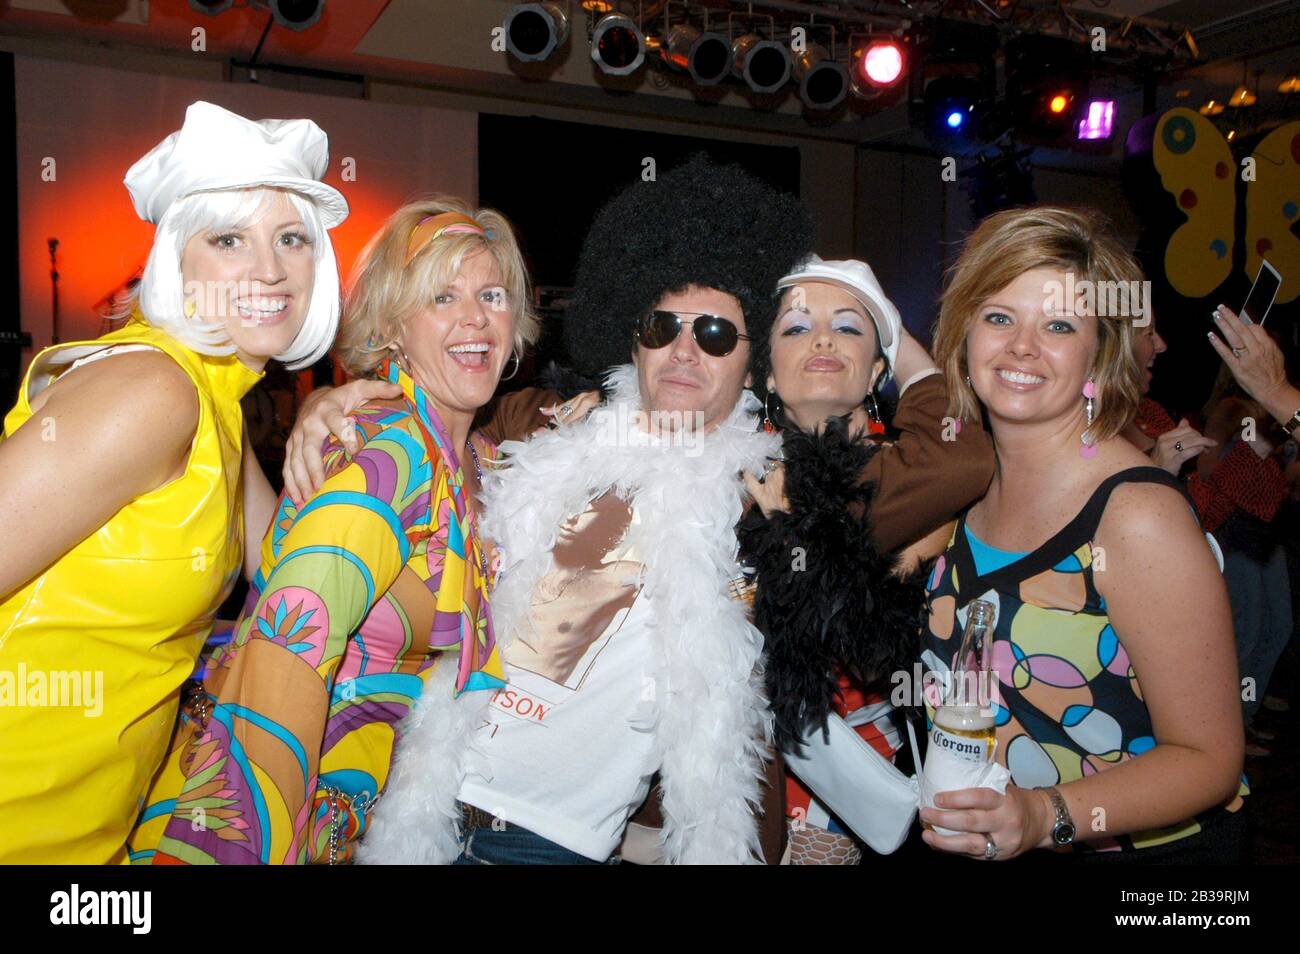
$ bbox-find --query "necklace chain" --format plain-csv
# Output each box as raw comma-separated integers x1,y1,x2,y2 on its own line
465,438,488,580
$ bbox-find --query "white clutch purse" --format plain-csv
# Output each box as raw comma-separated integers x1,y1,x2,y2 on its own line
782,710,921,855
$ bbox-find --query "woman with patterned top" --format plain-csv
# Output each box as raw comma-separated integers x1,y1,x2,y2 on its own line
130,197,541,864
921,207,1248,863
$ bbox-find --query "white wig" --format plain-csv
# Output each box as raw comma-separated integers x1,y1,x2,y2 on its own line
133,187,340,370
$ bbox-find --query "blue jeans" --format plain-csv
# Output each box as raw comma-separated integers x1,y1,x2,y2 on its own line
453,825,619,865
1224,546,1294,726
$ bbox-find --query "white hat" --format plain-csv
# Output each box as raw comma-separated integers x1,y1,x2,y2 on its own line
124,101,348,228
777,254,902,383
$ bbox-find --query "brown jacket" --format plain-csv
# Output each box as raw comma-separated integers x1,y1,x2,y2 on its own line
480,374,995,862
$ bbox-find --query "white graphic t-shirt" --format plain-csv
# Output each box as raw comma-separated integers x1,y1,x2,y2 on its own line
458,492,663,861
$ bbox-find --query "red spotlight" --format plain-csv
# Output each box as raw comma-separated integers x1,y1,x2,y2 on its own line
855,38,905,89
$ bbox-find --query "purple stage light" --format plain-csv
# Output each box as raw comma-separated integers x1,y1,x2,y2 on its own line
1077,100,1115,140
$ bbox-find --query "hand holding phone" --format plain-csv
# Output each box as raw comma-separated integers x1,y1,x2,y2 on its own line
1239,259,1282,326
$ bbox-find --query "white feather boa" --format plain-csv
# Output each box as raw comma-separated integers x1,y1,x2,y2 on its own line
359,365,779,864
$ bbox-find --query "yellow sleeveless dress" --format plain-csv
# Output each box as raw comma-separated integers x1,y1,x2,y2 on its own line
0,316,262,863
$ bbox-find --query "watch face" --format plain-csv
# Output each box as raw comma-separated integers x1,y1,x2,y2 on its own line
1054,822,1076,846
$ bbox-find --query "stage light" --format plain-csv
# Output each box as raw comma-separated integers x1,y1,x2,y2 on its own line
1077,99,1115,140
849,35,907,102
663,24,731,86
858,39,904,87
908,21,996,141
188,0,233,14
1199,98,1225,116
794,45,849,110
503,3,569,62
1005,35,1089,143
592,13,645,76
920,75,983,139
265,0,324,31
732,33,791,95
1279,73,1299,95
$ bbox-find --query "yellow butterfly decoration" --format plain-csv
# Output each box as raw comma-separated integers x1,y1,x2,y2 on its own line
1153,108,1299,303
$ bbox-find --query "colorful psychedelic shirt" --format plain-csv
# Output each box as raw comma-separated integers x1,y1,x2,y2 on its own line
130,359,503,864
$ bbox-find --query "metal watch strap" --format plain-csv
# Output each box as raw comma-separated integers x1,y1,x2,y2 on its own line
1283,407,1300,437
1044,785,1075,846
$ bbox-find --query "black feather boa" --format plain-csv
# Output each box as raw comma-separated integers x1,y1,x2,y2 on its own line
736,416,929,754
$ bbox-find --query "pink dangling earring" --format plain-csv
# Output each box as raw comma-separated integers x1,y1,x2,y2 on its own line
1080,379,1098,459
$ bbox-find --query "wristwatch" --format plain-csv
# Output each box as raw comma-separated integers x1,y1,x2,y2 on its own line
1282,406,1300,439
1043,786,1076,847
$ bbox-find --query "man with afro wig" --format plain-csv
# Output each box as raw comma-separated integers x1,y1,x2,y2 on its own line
362,155,815,865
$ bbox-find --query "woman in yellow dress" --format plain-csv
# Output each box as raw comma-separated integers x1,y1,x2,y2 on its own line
0,100,348,863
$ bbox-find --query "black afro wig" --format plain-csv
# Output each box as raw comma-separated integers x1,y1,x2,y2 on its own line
562,153,816,380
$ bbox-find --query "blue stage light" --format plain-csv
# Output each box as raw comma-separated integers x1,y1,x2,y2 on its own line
946,110,965,128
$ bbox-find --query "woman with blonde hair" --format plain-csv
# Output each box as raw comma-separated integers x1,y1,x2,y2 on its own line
0,101,346,863
132,195,541,864
919,206,1248,862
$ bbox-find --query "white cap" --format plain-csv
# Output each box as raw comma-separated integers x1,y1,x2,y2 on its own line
124,101,348,228
777,254,902,383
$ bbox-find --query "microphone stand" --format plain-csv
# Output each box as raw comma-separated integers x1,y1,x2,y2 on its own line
48,237,60,344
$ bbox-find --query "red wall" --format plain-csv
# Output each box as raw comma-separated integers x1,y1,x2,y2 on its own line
14,54,477,360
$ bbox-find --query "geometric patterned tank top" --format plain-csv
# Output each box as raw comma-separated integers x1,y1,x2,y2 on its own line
921,466,1247,853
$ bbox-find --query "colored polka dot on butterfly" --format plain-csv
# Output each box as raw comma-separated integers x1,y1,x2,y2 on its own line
1210,238,1228,259
1284,200,1297,220
1291,132,1300,164
1214,161,1230,179
1162,114,1195,154
1257,238,1273,255
1179,188,1197,209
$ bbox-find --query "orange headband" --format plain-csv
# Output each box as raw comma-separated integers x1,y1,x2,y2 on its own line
403,211,490,267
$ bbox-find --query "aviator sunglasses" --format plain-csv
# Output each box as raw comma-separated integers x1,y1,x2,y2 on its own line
635,310,752,358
